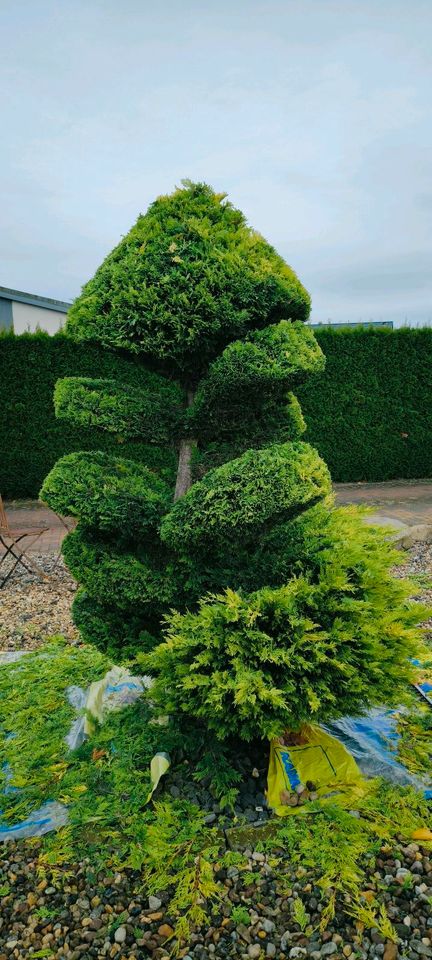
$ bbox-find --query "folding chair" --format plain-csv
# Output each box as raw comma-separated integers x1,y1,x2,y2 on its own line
0,496,50,588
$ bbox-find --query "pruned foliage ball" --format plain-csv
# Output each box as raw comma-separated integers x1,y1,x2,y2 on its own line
161,442,331,550
41,451,170,538
62,527,176,616
54,376,183,441
72,588,156,660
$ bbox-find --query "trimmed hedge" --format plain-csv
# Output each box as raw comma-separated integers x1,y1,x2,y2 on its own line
0,331,177,499
1,325,432,498
298,326,432,482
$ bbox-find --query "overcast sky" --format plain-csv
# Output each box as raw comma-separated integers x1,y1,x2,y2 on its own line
1,0,431,324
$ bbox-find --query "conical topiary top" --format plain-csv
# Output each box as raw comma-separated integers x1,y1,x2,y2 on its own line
66,181,311,378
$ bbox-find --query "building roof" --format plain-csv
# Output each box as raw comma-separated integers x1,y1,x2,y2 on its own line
0,286,72,314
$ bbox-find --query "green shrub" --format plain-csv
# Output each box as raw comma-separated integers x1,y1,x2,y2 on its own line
40,181,423,739
0,330,178,499
54,376,184,441
298,325,432,482
145,508,426,740
3,326,432,498
62,528,176,615
187,321,321,447
190,320,324,415
161,442,331,550
72,588,156,659
40,451,170,538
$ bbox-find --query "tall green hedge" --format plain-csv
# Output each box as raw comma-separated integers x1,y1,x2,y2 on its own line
298,326,432,482
0,331,177,499
1,325,432,498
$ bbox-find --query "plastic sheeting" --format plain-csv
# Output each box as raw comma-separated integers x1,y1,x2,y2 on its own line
324,705,432,800
0,662,154,841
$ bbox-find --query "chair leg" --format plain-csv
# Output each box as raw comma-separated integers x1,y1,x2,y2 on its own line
51,514,74,573
14,533,50,580
0,533,50,586
0,539,23,587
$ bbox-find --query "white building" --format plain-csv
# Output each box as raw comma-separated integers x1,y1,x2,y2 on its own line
0,286,71,335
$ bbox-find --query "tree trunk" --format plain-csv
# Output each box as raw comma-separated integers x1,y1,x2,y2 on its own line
174,390,196,501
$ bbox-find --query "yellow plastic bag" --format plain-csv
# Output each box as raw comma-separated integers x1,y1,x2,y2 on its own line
267,724,366,816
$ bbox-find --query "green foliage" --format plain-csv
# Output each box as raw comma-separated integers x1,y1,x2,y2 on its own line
41,451,171,537
397,693,432,778
230,905,250,926
188,320,324,427
33,182,426,715
0,329,177,499
62,527,176,616
0,640,226,945
193,745,243,811
143,800,222,944
1,640,430,946
66,181,310,375
0,639,110,815
54,375,184,441
292,897,309,931
71,588,156,658
145,507,426,740
271,781,431,938
4,325,432,498
298,325,432,482
33,907,58,921
191,391,306,471
161,442,331,551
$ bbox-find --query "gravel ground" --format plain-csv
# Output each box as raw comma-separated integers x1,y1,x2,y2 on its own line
393,543,432,631
0,545,432,957
0,554,79,651
1,838,432,959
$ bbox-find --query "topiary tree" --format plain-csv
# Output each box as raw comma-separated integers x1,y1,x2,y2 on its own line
41,181,424,736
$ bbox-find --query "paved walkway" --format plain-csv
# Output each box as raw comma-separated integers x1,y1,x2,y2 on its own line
2,480,432,556
0,503,75,555
334,479,432,525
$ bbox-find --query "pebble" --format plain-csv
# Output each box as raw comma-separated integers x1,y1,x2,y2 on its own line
148,896,162,911
320,945,338,957
383,944,398,960
114,926,127,944
248,947,262,959
396,868,411,881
